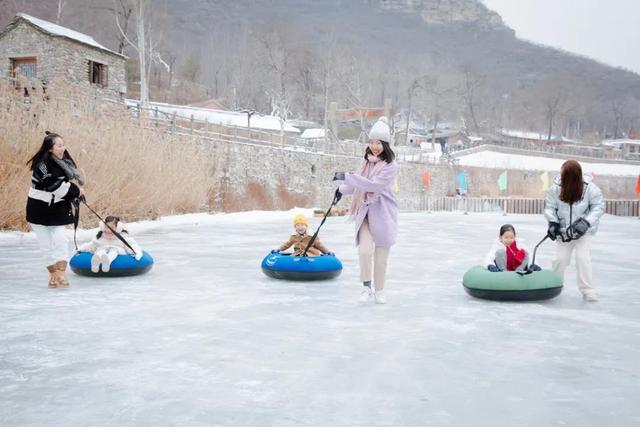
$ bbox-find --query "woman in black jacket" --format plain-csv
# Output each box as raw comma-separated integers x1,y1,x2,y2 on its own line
26,132,85,288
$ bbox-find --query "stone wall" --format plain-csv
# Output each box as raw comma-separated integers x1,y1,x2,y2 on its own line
0,21,126,98
197,139,637,213
198,139,454,212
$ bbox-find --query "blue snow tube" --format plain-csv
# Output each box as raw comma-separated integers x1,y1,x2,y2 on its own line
261,252,343,281
69,251,154,277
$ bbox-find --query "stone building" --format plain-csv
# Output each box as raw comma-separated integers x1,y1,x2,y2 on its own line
0,13,127,98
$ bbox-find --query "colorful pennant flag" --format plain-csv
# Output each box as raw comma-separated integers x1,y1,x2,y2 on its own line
540,171,550,191
636,175,640,194
455,171,468,193
497,171,508,191
422,171,431,190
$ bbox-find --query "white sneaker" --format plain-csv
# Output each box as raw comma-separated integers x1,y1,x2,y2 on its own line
583,290,599,302
374,290,387,304
359,287,373,303
101,254,111,272
90,255,101,273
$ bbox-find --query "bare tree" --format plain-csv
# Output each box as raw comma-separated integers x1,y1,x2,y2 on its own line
403,77,423,145
258,23,303,140
610,98,630,139
135,0,149,105
531,79,569,140
544,93,564,141
422,74,455,148
56,0,65,24
294,48,317,119
113,0,133,55
460,68,484,132
181,53,201,84
114,0,169,106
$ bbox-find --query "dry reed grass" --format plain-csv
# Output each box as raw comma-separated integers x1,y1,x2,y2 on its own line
0,79,215,231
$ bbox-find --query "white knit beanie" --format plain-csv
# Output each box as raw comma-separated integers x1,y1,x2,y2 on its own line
368,116,392,143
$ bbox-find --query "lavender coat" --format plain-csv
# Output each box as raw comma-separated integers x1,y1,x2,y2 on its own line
339,161,399,247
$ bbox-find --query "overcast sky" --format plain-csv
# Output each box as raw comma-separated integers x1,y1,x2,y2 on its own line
482,0,640,74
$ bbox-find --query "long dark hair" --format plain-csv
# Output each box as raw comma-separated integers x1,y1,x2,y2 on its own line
499,224,516,237
26,131,77,171
365,140,396,163
559,160,584,204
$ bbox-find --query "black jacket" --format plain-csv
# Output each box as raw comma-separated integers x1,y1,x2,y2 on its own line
25,154,81,226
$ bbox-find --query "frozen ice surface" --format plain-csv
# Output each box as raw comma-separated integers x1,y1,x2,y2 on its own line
1,211,639,426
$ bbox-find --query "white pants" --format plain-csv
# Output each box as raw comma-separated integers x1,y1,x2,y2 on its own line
552,235,595,295
358,218,391,291
30,223,68,266
93,247,119,266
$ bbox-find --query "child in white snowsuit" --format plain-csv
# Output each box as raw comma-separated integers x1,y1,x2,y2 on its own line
79,216,142,273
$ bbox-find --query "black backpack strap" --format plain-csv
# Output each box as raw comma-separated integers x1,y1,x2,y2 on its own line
72,198,81,250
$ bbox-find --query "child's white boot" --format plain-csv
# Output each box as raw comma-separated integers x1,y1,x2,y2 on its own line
90,255,101,273
100,252,111,272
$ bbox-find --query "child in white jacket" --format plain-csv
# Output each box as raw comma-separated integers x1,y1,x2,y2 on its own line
79,216,142,273
484,224,536,273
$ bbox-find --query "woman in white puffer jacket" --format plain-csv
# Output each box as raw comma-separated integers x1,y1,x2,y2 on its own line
544,160,605,301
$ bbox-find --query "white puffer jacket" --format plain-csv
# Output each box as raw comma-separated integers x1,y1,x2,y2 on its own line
544,174,605,240
483,238,530,270
78,232,142,259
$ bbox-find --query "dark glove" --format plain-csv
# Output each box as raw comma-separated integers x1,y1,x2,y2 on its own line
270,249,280,254
333,172,346,181
547,222,560,241
567,218,590,240
334,188,342,202
487,265,500,272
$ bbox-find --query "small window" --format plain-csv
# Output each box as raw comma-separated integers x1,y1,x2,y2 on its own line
10,57,37,78
88,60,108,87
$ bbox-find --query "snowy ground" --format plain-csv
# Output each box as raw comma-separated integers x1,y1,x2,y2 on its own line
1,211,639,426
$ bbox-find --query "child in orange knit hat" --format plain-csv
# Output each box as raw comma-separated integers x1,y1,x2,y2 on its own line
272,213,333,257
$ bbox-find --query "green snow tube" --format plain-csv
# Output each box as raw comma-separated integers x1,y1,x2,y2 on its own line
462,265,563,301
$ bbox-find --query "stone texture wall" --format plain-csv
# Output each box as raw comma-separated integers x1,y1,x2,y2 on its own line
0,21,126,98
198,139,637,213
198,139,455,212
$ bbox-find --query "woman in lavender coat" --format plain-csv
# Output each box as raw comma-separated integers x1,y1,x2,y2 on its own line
333,117,398,304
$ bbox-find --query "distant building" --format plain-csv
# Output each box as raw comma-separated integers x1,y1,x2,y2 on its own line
497,129,579,145
601,139,640,159
0,13,127,98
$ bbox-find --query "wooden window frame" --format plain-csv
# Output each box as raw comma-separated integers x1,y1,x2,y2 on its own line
9,57,37,79
88,60,108,88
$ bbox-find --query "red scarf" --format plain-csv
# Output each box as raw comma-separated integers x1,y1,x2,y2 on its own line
506,241,526,271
